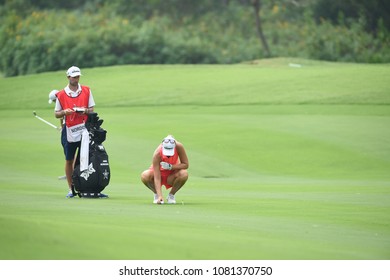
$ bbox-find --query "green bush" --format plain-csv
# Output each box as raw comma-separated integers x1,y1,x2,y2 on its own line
0,3,389,77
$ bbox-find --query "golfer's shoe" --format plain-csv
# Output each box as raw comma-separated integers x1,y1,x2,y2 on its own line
167,193,176,204
98,193,109,198
66,191,74,198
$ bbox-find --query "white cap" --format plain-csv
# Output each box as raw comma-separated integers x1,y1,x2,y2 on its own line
66,66,82,77
162,135,176,156
48,89,59,104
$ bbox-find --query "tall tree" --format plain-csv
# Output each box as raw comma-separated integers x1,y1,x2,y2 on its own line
252,0,271,57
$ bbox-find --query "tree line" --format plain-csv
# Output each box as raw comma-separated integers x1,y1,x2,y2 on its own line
0,0,389,77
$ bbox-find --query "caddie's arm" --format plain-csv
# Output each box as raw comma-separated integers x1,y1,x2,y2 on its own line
84,106,94,114
55,108,73,119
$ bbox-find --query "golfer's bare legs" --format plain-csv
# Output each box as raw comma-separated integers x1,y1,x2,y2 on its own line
141,170,156,192
141,169,188,195
168,169,188,195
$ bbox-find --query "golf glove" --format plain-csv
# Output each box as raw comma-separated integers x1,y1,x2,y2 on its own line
160,162,172,170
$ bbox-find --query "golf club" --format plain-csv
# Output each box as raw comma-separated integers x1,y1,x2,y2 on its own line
33,111,61,130
33,111,66,180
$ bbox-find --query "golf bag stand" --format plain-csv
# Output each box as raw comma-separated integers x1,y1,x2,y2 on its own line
71,112,110,198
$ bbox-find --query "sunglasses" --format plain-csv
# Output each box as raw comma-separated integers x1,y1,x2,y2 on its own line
163,139,175,144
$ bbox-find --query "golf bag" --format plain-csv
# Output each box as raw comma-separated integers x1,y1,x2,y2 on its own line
72,112,110,198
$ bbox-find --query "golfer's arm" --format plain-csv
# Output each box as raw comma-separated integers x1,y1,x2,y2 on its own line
153,169,163,197
152,154,163,197
154,178,162,197
173,145,189,170
172,162,188,170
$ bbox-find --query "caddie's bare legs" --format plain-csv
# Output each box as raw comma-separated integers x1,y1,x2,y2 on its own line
65,159,74,191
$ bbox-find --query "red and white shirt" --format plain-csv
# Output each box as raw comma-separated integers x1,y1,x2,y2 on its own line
55,84,95,142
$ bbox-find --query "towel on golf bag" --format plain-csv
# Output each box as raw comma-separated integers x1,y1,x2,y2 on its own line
80,129,89,171
72,112,110,198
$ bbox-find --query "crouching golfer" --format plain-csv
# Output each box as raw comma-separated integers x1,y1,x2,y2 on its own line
141,135,189,204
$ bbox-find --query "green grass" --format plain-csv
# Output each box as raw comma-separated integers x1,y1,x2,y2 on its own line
0,58,389,259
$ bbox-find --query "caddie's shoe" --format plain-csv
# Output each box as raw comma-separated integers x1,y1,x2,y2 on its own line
98,193,109,198
153,194,159,204
167,193,176,204
66,191,74,198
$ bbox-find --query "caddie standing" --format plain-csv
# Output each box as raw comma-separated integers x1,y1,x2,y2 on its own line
54,66,106,198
